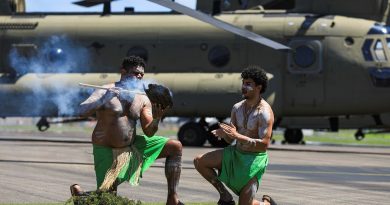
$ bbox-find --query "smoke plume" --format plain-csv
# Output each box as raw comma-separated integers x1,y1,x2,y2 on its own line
8,35,91,116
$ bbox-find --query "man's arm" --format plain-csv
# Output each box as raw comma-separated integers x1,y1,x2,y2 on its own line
78,88,118,117
140,103,166,137
220,106,274,151
211,106,237,144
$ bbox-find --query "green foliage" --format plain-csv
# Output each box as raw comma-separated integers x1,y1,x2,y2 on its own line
65,192,142,205
272,129,390,146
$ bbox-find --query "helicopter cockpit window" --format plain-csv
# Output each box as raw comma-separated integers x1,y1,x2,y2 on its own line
208,45,230,67
362,39,374,61
373,39,387,61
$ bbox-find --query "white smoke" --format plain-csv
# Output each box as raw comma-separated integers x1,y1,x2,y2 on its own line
8,35,92,116
9,35,90,74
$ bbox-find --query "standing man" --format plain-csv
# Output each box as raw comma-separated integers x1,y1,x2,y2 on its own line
194,66,276,205
72,56,183,205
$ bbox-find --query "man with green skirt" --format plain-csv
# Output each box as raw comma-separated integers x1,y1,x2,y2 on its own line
72,56,184,205
194,66,276,205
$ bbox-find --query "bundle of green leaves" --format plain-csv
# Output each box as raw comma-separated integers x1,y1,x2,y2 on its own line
66,191,142,205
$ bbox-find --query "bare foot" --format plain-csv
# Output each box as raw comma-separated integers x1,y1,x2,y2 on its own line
262,195,276,205
263,201,271,205
70,184,84,196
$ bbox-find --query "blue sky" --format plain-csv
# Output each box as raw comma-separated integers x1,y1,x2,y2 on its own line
26,0,196,12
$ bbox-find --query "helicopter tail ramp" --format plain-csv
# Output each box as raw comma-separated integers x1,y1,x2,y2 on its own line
0,0,25,15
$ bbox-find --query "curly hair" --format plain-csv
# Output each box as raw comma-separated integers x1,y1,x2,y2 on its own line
241,65,268,94
121,56,146,71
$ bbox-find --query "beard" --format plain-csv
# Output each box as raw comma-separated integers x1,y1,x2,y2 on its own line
119,76,143,90
123,75,137,82
242,90,249,99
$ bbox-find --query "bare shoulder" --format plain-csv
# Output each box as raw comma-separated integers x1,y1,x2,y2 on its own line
135,94,151,108
233,99,245,109
140,94,151,103
259,100,274,121
260,99,272,110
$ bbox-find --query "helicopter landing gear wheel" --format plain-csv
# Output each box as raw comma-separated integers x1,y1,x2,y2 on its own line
354,129,365,141
178,122,207,146
283,128,303,144
36,117,50,132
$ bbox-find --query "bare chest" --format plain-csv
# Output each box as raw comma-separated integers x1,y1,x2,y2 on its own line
103,97,143,119
235,106,263,138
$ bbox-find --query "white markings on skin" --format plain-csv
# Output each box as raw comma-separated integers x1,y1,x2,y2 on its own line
243,138,263,148
245,138,257,146
258,107,271,139
165,155,182,195
134,66,144,74
249,182,257,199
242,85,254,91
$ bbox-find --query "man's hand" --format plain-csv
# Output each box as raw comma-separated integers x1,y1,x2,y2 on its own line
142,103,168,137
145,84,173,110
152,103,167,120
118,89,136,103
101,87,120,103
101,87,138,103
211,128,225,138
219,122,238,139
211,128,227,141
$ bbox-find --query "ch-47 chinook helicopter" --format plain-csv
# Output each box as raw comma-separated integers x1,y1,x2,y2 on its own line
1,0,390,146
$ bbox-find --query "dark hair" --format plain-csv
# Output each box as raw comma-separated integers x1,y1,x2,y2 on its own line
241,65,268,94
121,56,146,72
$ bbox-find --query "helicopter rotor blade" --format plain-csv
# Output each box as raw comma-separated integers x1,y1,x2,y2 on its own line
73,0,118,7
147,0,290,50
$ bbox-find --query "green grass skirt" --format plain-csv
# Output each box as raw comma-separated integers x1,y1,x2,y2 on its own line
93,135,169,188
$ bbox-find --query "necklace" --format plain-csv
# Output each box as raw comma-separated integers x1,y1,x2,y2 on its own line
243,98,262,129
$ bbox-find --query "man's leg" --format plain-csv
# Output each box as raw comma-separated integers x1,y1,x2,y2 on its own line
157,139,183,205
239,177,272,205
193,150,234,203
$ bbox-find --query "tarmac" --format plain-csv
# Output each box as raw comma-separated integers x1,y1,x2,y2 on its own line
0,133,389,205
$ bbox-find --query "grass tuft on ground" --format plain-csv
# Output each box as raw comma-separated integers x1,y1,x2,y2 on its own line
65,192,141,205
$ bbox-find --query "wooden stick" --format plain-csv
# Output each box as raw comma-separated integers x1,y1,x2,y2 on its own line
79,83,146,95
79,83,109,90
